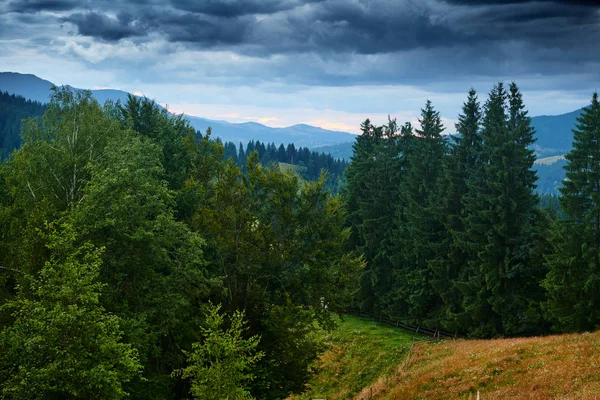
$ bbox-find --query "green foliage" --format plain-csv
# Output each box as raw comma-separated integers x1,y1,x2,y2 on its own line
0,91,46,159
429,88,482,332
543,92,600,332
0,85,363,398
391,101,447,324
291,315,419,400
0,88,217,398
185,144,363,397
345,83,551,338
70,102,217,398
222,139,348,194
344,119,402,312
456,82,545,336
0,224,141,399
118,95,190,194
177,303,263,400
0,87,122,298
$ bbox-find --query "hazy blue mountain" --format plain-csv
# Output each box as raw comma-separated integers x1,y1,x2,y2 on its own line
0,72,131,105
0,72,57,103
0,72,356,148
0,71,590,159
186,116,355,148
532,109,582,157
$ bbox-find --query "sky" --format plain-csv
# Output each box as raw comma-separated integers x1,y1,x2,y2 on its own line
1,0,599,133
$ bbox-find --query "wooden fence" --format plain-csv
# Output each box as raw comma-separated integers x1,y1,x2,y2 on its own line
346,308,458,339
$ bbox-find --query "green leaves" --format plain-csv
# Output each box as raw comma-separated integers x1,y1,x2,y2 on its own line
176,303,263,400
0,224,141,399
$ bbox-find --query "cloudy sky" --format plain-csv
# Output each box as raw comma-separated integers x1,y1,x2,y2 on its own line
2,0,599,133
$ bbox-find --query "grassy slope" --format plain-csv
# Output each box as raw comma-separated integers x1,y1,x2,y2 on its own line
535,155,565,165
296,316,600,399
279,162,306,174
366,331,600,399
289,316,420,400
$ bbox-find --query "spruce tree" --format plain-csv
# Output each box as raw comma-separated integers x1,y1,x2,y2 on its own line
430,89,482,332
391,101,446,324
462,83,541,336
543,92,600,331
361,118,402,312
344,119,383,310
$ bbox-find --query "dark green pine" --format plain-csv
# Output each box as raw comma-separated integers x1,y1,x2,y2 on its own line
543,92,600,331
429,88,482,333
391,100,446,325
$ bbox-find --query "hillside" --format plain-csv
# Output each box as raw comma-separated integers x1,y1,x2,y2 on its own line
0,72,356,148
369,331,600,399
0,91,46,158
300,316,600,400
533,159,566,195
288,316,420,400
532,109,581,157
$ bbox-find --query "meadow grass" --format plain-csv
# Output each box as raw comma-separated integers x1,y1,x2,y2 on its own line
291,316,600,399
289,315,420,400
374,331,600,399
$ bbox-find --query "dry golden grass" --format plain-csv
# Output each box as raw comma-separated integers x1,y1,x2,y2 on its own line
370,330,600,399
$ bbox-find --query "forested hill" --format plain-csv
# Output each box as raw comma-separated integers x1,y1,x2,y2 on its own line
533,108,582,157
220,139,347,193
0,90,347,191
0,91,46,158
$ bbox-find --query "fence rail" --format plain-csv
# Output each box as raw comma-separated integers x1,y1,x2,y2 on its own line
346,308,458,339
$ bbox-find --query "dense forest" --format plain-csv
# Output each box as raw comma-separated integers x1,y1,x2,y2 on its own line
221,139,348,193
1,83,600,398
0,91,46,159
346,83,600,337
0,88,362,399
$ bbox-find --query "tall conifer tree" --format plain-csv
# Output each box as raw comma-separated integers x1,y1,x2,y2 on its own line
543,92,600,331
462,83,541,336
390,101,446,324
430,89,482,331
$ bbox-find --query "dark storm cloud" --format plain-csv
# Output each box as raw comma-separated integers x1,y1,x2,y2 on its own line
151,12,252,45
170,0,323,17
452,1,600,51
7,0,80,13
63,12,148,41
50,0,599,59
5,0,600,87
444,0,598,6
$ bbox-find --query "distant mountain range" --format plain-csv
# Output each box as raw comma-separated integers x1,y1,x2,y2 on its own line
0,72,586,159
0,72,356,149
531,109,581,158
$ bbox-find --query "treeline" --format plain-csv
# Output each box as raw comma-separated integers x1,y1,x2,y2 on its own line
0,91,46,158
345,83,600,338
0,88,362,399
0,90,347,194
222,139,348,192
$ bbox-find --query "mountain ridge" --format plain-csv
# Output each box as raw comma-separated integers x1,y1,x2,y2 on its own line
0,72,586,155
0,72,356,149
